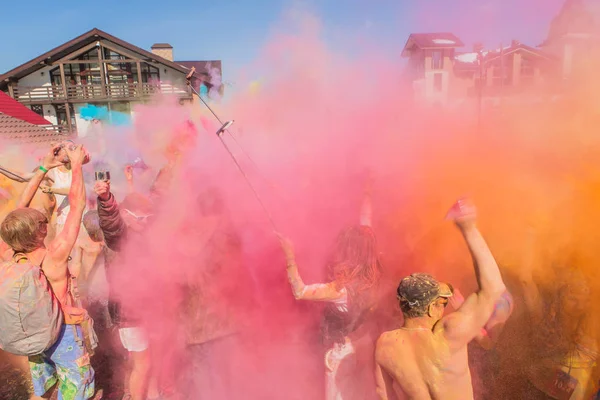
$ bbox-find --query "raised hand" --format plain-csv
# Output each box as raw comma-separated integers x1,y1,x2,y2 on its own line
446,198,476,229
65,144,88,166
124,165,134,182
449,287,466,310
94,180,111,201
275,232,295,262
42,144,67,170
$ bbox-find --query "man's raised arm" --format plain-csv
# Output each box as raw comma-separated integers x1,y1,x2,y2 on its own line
95,180,127,252
46,146,87,275
17,145,63,208
442,200,506,347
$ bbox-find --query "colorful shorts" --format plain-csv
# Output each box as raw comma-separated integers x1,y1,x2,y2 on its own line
29,324,95,400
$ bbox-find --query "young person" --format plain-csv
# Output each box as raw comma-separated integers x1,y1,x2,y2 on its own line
94,179,158,400
279,188,383,400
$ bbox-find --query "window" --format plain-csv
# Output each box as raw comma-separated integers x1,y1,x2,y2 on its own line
77,48,100,61
431,51,444,70
53,104,76,129
50,64,82,86
30,105,44,117
520,57,535,84
433,73,443,92
492,59,511,87
103,48,127,61
106,62,134,91
140,63,160,83
110,102,131,114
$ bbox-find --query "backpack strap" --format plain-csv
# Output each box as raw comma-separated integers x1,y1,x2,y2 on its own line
69,272,83,309
13,251,47,266
13,252,28,264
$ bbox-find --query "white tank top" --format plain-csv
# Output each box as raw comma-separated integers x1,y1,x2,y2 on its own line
48,168,72,225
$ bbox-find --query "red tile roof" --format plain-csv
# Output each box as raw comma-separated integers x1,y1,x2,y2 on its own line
0,91,50,125
0,114,69,144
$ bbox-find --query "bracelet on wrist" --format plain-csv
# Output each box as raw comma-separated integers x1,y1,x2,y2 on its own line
39,165,48,173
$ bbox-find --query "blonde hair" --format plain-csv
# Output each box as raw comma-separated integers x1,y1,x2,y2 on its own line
0,208,48,253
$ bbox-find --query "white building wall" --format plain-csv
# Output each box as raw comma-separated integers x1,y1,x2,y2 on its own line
42,105,58,125
18,67,53,87
73,104,91,138
158,65,187,87
17,67,54,102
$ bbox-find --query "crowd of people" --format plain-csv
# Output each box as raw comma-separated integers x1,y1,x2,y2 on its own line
0,139,598,400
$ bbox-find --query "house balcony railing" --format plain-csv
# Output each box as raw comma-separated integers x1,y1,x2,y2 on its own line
12,82,192,104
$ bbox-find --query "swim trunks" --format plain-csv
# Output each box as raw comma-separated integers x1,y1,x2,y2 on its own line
29,324,95,400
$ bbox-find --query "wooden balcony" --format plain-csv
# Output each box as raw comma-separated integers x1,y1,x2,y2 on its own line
12,82,192,104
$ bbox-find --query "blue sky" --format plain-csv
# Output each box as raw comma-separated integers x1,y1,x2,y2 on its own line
1,0,567,83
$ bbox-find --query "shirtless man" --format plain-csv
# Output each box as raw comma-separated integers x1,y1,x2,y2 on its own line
70,210,111,327
0,165,56,249
0,144,96,399
374,200,506,400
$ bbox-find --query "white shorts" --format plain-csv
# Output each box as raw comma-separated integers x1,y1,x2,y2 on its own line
118,327,149,352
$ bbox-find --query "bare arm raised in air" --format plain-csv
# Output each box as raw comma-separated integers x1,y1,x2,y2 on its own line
277,234,346,302
95,180,128,252
440,200,506,349
360,177,373,227
124,165,135,193
44,145,87,282
17,145,63,208
449,287,513,349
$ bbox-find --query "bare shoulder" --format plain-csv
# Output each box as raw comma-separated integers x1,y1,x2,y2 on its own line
440,311,461,328
80,238,103,253
376,330,404,363
439,311,463,335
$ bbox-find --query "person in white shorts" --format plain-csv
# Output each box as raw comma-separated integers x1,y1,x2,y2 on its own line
94,179,159,400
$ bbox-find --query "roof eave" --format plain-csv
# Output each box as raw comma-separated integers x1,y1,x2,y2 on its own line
0,28,190,85
484,46,555,63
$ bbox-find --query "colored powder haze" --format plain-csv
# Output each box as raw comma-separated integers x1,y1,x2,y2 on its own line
2,2,600,398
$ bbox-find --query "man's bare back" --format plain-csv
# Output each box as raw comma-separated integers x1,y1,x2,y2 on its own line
76,237,104,276
375,327,473,400
375,201,506,400
71,233,107,302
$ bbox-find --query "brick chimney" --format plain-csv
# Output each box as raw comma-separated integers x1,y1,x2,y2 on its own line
151,43,173,61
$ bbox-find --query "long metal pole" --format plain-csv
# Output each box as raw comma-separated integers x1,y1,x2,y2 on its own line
187,75,279,231
0,166,27,183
